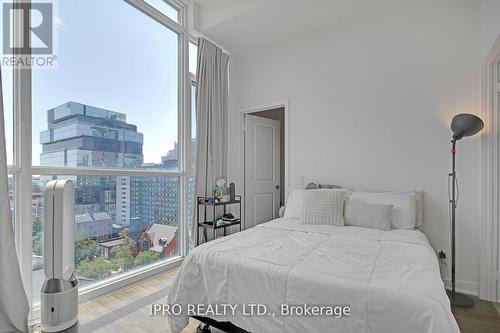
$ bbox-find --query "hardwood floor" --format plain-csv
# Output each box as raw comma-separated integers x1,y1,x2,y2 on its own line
452,297,500,333
33,270,500,333
76,270,200,333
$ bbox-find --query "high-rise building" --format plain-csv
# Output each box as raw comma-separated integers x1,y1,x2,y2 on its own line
120,142,195,228
129,174,180,227
40,102,191,241
40,101,144,221
128,147,180,227
40,101,143,168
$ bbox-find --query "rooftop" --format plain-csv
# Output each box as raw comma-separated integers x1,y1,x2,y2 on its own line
75,213,113,224
145,223,177,253
98,238,127,248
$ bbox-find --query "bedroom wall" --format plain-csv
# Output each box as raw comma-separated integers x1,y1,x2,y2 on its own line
480,0,500,59
226,0,481,294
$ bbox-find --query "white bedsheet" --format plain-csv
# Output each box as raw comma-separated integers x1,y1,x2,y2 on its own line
167,219,459,333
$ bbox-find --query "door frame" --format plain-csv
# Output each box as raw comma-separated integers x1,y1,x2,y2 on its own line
480,34,500,302
240,99,290,230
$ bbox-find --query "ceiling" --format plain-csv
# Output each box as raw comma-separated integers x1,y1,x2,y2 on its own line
193,0,409,55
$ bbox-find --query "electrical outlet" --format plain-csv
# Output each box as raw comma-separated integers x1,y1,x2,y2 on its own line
438,250,446,259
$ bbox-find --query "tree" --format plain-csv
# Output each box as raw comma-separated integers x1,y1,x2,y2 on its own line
112,237,135,271
32,232,43,256
118,227,129,239
32,216,42,236
76,257,115,280
32,257,43,271
134,250,160,267
75,232,101,263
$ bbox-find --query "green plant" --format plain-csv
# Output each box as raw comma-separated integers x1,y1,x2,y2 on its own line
133,250,160,267
76,257,114,280
32,233,43,256
75,232,101,263
112,237,136,271
118,227,129,239
32,258,43,271
32,216,42,236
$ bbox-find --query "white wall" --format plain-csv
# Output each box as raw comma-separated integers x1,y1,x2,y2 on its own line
480,0,500,59
194,0,266,32
227,0,481,294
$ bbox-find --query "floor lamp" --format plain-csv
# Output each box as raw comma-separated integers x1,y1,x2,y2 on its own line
448,113,484,307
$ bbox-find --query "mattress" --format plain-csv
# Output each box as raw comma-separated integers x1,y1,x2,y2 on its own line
166,218,459,333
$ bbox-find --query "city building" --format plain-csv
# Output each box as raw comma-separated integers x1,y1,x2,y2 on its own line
39,101,144,236
38,102,187,259
129,161,180,227
98,238,128,260
40,101,143,169
120,143,187,228
138,223,177,257
75,212,113,242
40,101,144,221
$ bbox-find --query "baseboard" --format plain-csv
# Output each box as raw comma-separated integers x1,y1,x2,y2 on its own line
444,278,479,296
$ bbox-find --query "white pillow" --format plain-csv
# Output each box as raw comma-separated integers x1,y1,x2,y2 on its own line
349,191,417,229
300,189,347,226
283,189,305,219
402,190,423,228
344,200,392,230
415,190,423,228
382,190,423,228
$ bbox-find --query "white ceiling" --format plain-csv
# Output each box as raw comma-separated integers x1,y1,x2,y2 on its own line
194,0,409,55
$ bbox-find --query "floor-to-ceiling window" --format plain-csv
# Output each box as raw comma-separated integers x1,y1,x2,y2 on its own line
2,0,197,314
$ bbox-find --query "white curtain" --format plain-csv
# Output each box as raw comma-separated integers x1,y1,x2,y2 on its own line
0,68,29,332
192,38,230,246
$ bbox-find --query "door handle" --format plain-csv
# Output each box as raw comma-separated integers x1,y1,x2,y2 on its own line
275,185,280,189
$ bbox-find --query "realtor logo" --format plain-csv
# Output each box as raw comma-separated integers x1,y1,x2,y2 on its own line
2,1,56,68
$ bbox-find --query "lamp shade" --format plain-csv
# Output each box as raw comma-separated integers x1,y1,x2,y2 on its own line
450,113,484,140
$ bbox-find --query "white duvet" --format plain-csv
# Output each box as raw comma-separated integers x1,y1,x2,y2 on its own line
167,219,459,333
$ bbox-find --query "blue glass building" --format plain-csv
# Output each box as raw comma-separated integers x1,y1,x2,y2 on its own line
40,102,144,223
40,102,189,233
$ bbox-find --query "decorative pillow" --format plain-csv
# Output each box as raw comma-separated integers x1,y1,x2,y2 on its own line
305,183,343,190
319,184,343,189
283,189,305,219
300,189,347,226
344,200,393,230
349,191,417,229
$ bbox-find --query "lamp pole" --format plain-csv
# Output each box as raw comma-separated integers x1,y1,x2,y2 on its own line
447,113,483,308
450,139,456,300
447,137,474,307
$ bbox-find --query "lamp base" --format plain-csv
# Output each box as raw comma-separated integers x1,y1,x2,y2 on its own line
446,290,475,308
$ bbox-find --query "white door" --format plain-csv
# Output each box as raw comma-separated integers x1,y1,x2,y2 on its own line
244,114,280,228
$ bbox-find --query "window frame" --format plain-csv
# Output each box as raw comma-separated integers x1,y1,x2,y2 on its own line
125,0,185,31
6,0,198,317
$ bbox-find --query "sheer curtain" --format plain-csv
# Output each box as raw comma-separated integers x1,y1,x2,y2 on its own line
192,38,230,247
0,68,29,332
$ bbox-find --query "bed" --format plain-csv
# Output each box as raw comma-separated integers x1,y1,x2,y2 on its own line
166,218,459,333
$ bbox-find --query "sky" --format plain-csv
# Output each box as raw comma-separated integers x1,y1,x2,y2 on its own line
2,0,197,167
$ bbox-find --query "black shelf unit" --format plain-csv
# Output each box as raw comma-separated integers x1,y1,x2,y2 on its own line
196,195,242,246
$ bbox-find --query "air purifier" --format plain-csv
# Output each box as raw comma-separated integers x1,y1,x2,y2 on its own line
41,180,78,332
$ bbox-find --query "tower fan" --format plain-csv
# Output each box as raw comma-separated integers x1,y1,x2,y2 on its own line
41,180,78,332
